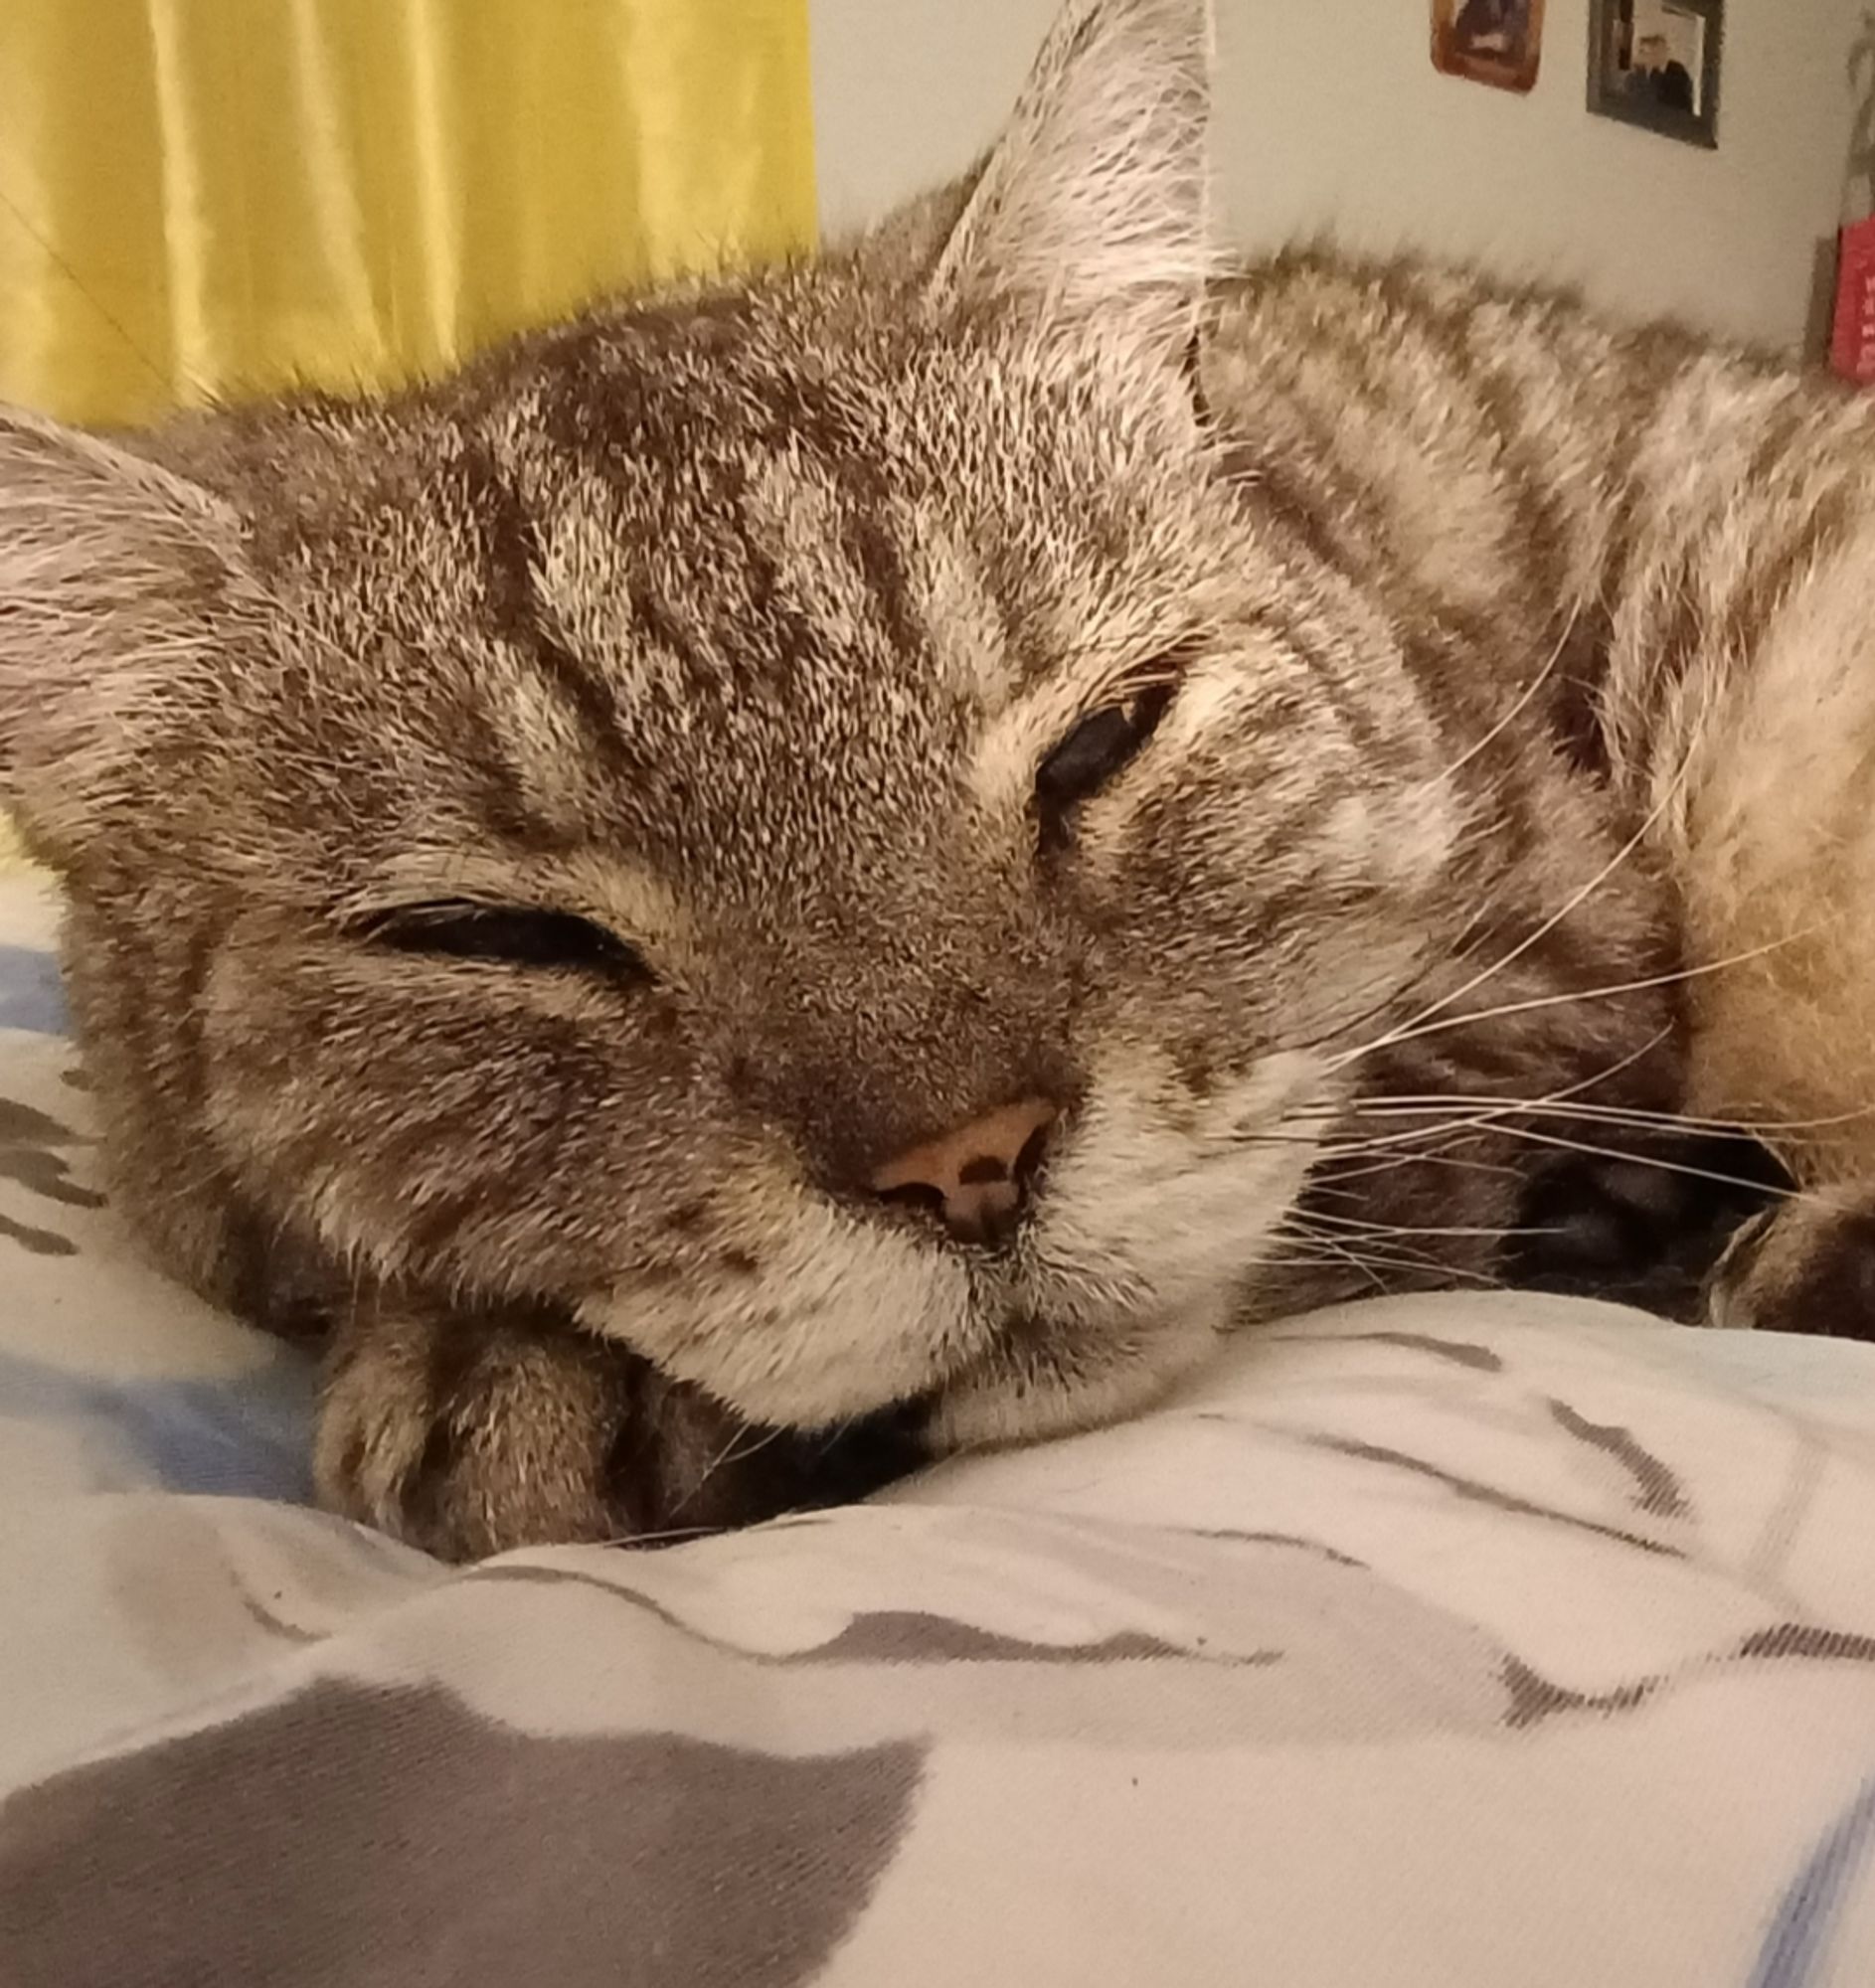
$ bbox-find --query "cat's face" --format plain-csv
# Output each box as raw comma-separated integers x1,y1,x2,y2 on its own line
177,293,1464,1443
0,0,1465,1446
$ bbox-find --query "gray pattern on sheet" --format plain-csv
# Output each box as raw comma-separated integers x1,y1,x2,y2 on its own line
0,1679,923,1988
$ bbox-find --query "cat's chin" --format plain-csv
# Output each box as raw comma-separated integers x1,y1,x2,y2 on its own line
922,1297,1229,1453
578,1204,993,1431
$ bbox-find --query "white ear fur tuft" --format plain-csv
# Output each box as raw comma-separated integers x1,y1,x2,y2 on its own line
928,0,1217,352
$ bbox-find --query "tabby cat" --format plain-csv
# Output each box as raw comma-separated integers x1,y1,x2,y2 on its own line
1,0,1867,1560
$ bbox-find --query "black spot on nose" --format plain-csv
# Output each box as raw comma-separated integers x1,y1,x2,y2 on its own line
877,1182,947,1218
868,1099,1058,1253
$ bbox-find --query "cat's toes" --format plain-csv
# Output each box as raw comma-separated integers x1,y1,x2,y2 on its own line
315,1297,931,1561
1703,1192,1875,1339
314,1304,630,1560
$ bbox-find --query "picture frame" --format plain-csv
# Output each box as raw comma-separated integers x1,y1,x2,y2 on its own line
1587,0,1723,149
1431,0,1547,95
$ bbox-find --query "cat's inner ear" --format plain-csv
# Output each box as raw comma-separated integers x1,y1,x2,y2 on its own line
0,406,244,858
927,0,1215,361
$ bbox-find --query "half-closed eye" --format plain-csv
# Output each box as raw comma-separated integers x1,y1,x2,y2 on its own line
1034,680,1177,851
353,900,651,979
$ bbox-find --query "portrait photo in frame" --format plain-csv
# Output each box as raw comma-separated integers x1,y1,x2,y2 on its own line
1588,0,1724,148
1432,0,1547,94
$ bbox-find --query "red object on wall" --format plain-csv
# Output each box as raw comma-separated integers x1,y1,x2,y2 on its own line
1831,216,1875,384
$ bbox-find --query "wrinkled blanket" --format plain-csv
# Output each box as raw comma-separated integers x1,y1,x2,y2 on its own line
4,868,1875,1988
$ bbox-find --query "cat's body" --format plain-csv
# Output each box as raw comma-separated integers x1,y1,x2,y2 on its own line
1221,250,1875,1178
2,0,1870,1559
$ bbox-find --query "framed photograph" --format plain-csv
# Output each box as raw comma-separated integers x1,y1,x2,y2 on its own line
1432,0,1547,94
1588,0,1723,149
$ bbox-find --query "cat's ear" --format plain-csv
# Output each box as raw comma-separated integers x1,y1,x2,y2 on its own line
0,405,246,861
927,0,1215,358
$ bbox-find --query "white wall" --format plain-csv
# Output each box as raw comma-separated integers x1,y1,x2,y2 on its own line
808,0,1859,354
808,0,1060,236
1213,0,1853,354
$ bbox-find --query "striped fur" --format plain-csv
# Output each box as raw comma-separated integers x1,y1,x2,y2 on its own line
0,0,1868,1556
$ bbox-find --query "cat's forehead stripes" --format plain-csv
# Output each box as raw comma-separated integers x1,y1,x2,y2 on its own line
316,305,1223,890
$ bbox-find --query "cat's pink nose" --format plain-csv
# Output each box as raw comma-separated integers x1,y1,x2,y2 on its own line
870,1098,1058,1248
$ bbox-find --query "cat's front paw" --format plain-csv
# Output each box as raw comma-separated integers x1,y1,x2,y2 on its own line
315,1300,636,1560
1703,1190,1875,1338
314,1296,932,1561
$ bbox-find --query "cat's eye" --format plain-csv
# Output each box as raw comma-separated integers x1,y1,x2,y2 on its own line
357,900,650,979
1034,682,1176,846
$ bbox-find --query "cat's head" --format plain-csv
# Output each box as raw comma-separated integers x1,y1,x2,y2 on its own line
0,0,1465,1449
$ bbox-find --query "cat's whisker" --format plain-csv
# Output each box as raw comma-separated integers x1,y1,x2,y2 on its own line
1269,857,1521,1059
1229,1126,1359,1151
1338,1091,1869,1148
1295,1104,1772,1200
1277,1224,1506,1288
1324,730,1713,1077
1310,1151,1525,1188
1384,1116,1804,1201
663,1416,794,1521
1286,1023,1674,1137
1326,930,1816,1076
1296,1113,1538,1159
580,1523,723,1553
1429,599,1581,790
1282,1211,1519,1276
1271,997,1676,1177
808,1413,861,1457
1267,868,1513,1065
1272,1227,1391,1295
1293,1208,1535,1241
719,1418,803,1474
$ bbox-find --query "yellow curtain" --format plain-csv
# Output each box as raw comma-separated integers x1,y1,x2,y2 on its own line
0,0,819,430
